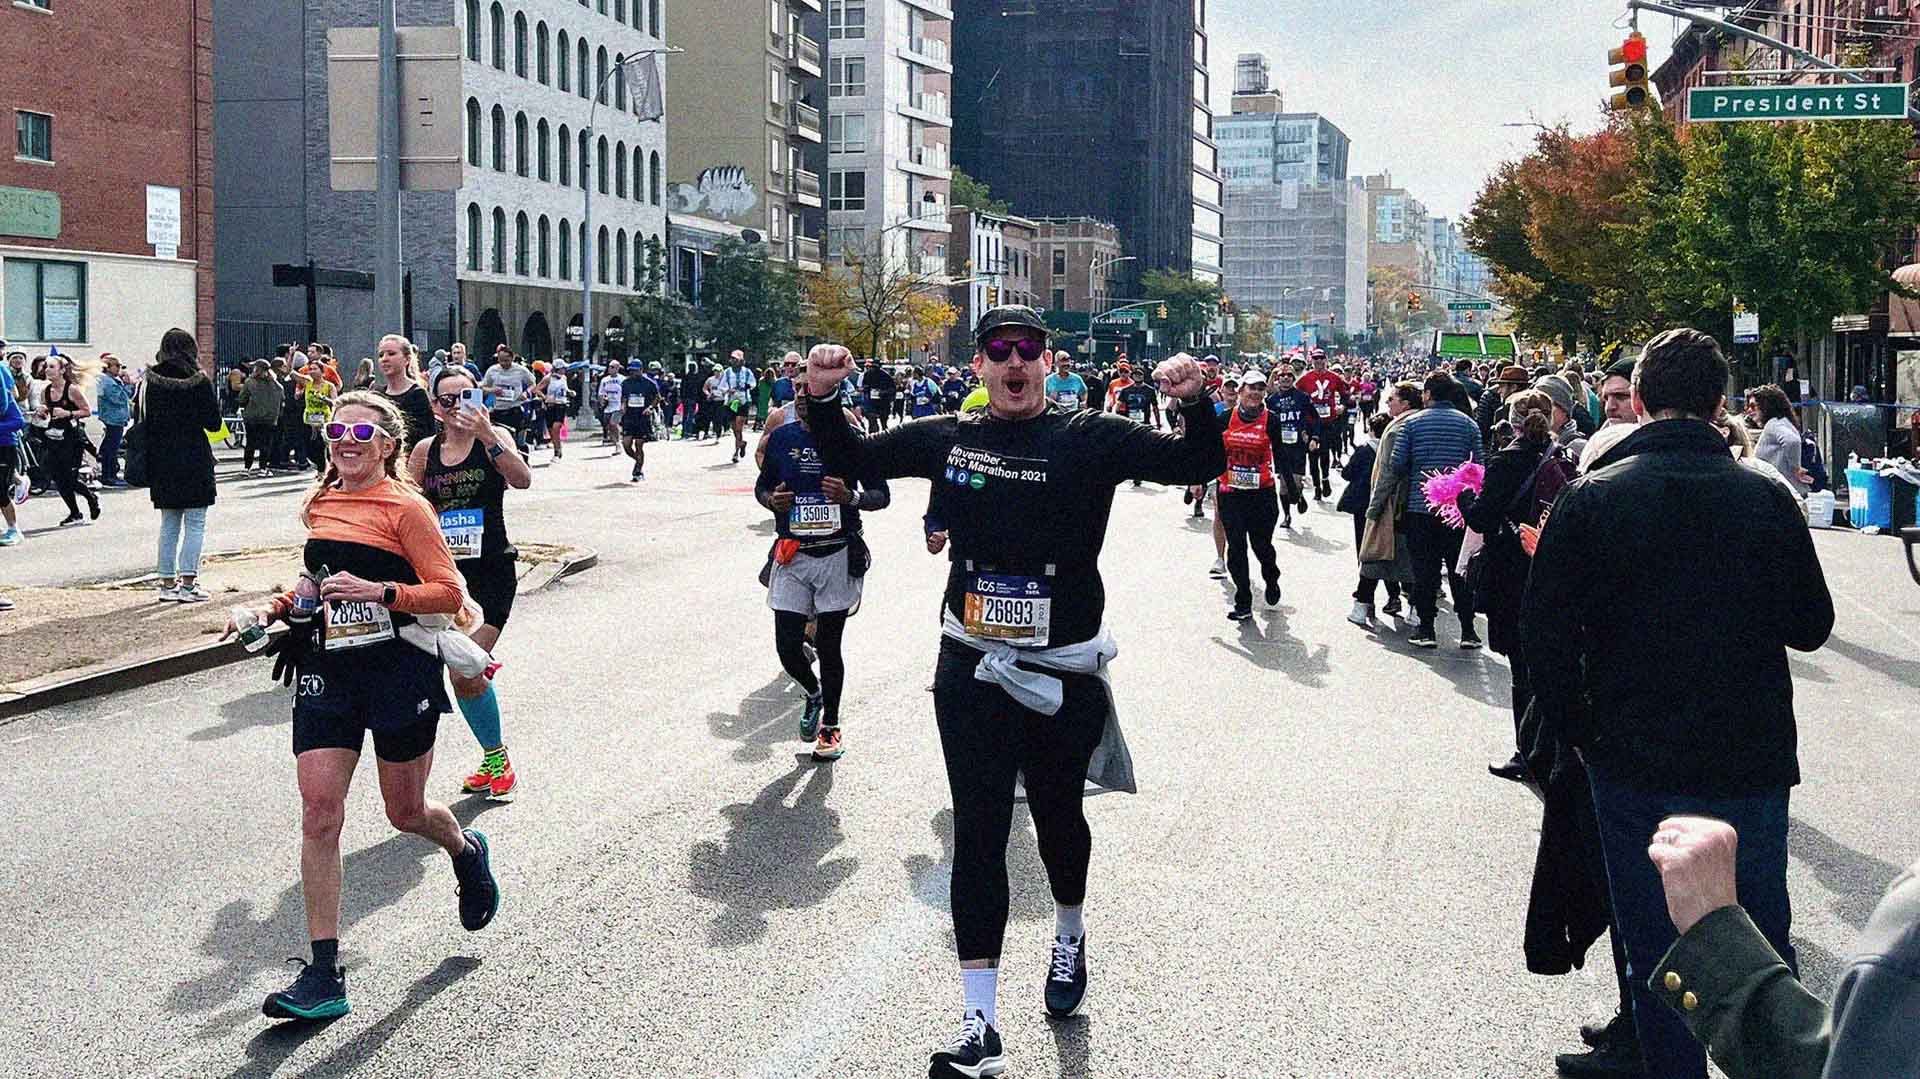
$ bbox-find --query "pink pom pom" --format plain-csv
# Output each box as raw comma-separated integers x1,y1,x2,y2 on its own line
1421,462,1486,530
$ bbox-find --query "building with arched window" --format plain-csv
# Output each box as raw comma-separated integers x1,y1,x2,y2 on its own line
211,0,668,364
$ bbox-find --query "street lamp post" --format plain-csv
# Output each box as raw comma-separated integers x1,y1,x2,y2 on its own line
580,47,680,408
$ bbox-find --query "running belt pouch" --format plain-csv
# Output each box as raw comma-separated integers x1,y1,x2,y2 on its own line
847,533,871,578
773,537,800,566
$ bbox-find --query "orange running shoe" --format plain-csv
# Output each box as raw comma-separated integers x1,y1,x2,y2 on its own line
460,754,497,794
487,750,518,799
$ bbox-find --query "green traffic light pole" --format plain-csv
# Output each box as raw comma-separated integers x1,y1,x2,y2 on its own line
1626,0,1920,122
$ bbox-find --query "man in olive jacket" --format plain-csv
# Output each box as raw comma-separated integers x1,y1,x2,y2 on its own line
1648,815,1919,1079
1521,328,1834,1079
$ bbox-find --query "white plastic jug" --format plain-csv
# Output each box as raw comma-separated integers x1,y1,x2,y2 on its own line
1806,489,1835,529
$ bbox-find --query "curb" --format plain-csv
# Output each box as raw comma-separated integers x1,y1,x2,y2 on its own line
0,546,600,724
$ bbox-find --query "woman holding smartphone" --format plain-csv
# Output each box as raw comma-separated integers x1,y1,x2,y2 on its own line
408,366,531,800
228,390,499,1022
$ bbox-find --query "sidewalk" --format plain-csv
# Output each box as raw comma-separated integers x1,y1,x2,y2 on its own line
0,541,587,711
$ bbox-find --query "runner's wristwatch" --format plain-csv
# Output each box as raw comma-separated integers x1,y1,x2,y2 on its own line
381,584,398,607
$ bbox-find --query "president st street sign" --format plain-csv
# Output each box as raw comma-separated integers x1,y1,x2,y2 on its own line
1688,84,1909,123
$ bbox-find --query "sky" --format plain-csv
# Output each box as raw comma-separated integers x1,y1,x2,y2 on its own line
1207,0,1681,221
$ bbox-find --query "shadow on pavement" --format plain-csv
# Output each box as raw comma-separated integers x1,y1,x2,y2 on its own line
1821,634,1920,690
904,806,1055,927
227,956,481,1079
1789,816,1906,932
687,762,857,948
166,799,501,1032
1278,522,1344,555
1050,1014,1095,1079
705,673,807,763
1209,611,1330,688
188,687,288,743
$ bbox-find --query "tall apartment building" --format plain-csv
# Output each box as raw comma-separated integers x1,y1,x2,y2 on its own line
1218,55,1364,340
1363,173,1432,289
951,0,1220,293
214,0,667,364
2,0,214,364
823,0,952,283
1429,217,1462,295
667,0,825,275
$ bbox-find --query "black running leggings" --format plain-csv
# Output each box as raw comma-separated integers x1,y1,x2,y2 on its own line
1308,441,1333,492
934,637,1107,962
1218,487,1280,610
774,609,848,725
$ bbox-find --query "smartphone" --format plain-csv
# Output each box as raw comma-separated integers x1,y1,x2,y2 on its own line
459,388,494,412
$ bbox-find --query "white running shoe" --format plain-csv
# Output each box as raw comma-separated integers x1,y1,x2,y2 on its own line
1347,601,1375,630
1208,558,1227,579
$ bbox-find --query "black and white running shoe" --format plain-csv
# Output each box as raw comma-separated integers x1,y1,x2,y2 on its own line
1044,933,1089,1019
928,1010,1006,1078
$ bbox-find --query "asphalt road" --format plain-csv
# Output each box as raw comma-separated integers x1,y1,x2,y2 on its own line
2,424,1915,1079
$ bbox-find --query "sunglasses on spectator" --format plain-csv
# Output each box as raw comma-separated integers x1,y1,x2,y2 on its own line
982,338,1047,364
323,421,383,443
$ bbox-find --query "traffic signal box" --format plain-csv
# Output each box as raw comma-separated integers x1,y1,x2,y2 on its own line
1407,292,1423,314
1609,33,1650,110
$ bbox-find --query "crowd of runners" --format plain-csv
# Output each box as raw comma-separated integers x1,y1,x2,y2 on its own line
113,295,1907,1079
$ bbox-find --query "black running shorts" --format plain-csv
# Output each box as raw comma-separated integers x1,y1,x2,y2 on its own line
290,644,448,761
460,555,518,631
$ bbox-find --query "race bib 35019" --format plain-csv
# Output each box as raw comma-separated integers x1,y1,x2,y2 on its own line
789,494,843,538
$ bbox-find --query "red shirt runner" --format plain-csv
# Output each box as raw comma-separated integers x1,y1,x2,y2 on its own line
1218,407,1276,491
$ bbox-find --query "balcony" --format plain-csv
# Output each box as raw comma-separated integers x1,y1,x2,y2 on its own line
789,100,823,143
791,32,824,77
794,234,824,270
790,0,823,11
900,201,950,232
900,36,952,72
792,166,822,207
899,141,949,178
917,253,948,278
898,91,951,127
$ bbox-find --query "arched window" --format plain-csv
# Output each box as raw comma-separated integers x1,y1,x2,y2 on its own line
515,212,530,275
634,232,648,288
465,0,481,60
596,136,609,195
614,55,627,110
649,150,661,205
558,123,571,185
558,218,572,279
466,203,482,270
648,0,660,36
514,112,529,176
632,146,644,202
536,119,551,180
614,140,627,198
513,11,528,77
491,207,507,272
598,227,611,284
535,21,549,84
616,228,628,286
465,98,482,166
556,30,571,91
488,2,505,69
595,47,609,105
577,38,590,100
490,105,506,171
598,0,607,13
578,129,590,190
615,0,626,24
538,216,552,277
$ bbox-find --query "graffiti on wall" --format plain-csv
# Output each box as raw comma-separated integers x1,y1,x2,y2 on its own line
667,166,759,221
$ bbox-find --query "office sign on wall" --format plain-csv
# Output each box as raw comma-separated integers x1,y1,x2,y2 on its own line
0,186,61,240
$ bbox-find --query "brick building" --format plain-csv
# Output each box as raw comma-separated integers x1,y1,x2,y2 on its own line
0,0,215,370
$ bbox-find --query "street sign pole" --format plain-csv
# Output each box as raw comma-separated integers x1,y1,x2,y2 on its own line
374,0,402,335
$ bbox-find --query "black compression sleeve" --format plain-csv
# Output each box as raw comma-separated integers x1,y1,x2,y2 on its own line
1097,399,1228,488
807,391,951,486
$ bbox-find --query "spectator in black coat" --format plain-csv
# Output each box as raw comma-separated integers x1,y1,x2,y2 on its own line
143,329,223,603
1521,328,1834,1079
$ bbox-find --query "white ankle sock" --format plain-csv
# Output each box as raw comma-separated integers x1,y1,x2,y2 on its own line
961,967,998,1027
1055,904,1085,940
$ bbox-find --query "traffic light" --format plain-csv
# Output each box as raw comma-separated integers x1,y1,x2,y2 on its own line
1219,295,1235,315
1609,32,1650,111
1156,304,1169,320
1407,291,1423,314
1464,311,1476,324
986,285,1000,306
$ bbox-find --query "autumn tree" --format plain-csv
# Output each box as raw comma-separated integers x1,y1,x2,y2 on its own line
806,240,958,359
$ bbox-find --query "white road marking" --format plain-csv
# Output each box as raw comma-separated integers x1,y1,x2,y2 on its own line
7,735,33,744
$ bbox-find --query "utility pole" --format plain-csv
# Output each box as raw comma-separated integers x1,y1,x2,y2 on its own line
374,0,403,333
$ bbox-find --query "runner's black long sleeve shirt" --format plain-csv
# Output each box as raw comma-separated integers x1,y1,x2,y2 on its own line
808,393,1226,647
